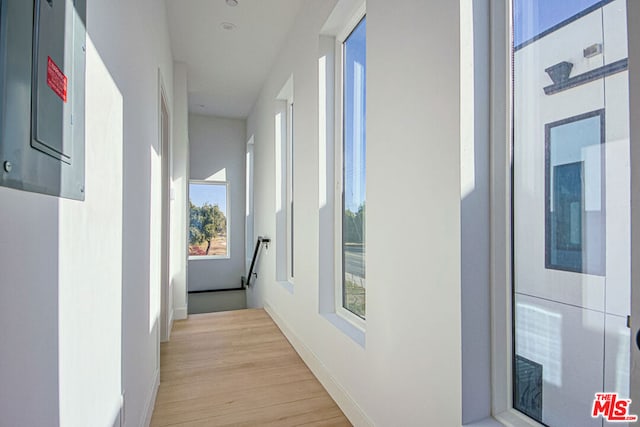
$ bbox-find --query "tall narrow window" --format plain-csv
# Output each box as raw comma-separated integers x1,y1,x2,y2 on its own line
287,101,294,281
512,1,630,425
341,16,366,319
275,76,294,287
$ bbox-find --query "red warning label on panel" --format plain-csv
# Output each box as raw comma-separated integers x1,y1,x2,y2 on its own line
47,56,68,103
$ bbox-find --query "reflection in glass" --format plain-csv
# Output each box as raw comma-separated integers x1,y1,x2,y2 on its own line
546,112,605,275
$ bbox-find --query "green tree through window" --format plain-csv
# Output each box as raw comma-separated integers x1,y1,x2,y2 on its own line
189,182,228,257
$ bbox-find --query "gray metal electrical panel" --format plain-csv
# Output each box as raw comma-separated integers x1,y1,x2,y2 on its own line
0,0,86,200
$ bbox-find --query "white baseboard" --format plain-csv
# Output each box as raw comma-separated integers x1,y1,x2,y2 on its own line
264,304,374,427
168,309,174,340
173,305,187,320
142,368,160,427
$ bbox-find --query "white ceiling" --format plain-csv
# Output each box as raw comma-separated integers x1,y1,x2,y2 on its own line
166,0,304,119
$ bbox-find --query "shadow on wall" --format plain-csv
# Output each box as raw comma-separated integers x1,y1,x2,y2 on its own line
460,0,492,423
0,189,60,426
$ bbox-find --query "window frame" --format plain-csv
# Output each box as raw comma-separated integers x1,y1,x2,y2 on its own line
275,76,294,290
489,0,549,418
333,4,367,330
187,180,231,261
286,99,295,283
487,0,546,425
489,1,614,427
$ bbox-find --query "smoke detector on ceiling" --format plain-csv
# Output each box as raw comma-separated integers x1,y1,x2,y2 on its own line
221,22,236,30
226,0,238,6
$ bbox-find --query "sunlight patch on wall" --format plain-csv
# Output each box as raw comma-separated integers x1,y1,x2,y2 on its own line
275,111,283,212
149,143,161,332
58,34,123,427
205,168,227,181
319,55,327,208
460,0,476,199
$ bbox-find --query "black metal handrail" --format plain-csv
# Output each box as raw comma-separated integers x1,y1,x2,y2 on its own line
243,236,270,288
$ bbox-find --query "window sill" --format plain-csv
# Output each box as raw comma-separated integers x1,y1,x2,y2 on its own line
463,417,504,427
464,410,545,427
188,255,230,261
320,312,365,348
496,411,546,427
276,280,294,294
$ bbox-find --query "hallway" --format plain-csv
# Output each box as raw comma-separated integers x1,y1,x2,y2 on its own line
150,309,350,426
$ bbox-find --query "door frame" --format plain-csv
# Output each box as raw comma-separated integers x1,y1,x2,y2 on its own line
158,70,172,343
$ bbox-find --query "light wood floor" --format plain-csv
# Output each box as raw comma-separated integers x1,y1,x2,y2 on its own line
150,309,351,426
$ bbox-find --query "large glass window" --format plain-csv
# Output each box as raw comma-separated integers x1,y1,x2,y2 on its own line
188,181,229,258
512,1,630,425
341,16,366,319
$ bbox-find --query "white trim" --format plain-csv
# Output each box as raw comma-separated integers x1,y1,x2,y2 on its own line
333,32,345,317
336,304,365,332
628,0,640,406
158,68,172,345
141,368,159,427
187,180,230,259
189,179,229,185
276,77,295,284
466,412,545,427
286,100,295,283
173,305,188,320
264,303,373,427
188,255,231,261
489,0,514,420
493,410,547,427
487,0,543,425
463,417,505,427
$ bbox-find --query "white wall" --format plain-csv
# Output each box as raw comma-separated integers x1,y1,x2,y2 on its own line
0,0,175,425
171,62,189,321
56,34,125,427
246,0,462,425
88,0,174,425
188,114,247,292
0,189,61,426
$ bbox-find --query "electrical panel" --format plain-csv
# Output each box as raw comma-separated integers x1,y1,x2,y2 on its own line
0,0,86,200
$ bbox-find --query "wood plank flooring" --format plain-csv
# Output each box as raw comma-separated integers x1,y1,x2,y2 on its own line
150,309,351,426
